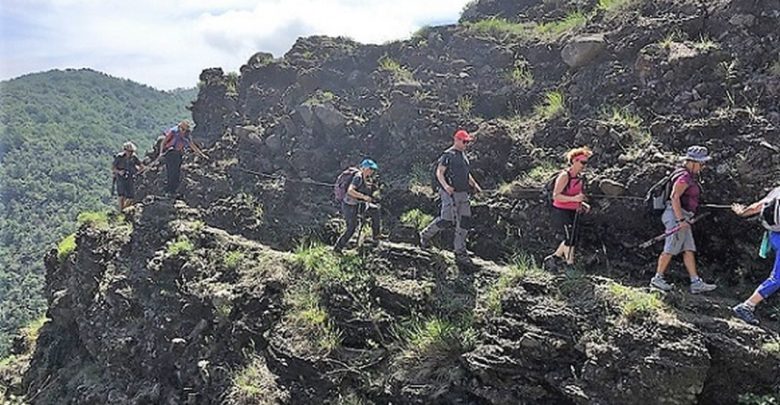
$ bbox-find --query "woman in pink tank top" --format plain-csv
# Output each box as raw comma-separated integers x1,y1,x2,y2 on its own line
543,146,593,272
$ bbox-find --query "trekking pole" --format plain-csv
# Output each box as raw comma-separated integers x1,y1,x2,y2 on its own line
355,203,366,248
637,212,711,249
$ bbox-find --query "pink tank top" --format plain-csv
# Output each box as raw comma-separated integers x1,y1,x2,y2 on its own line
552,171,584,211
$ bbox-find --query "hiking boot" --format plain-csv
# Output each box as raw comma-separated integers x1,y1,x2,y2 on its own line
690,279,717,294
543,255,560,273
733,303,759,325
650,275,673,291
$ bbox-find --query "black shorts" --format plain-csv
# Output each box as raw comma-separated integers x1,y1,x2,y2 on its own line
116,177,135,198
551,207,578,246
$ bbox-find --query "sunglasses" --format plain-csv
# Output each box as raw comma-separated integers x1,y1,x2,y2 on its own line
575,159,588,165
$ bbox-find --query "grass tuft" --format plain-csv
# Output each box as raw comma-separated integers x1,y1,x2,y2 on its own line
535,11,587,38
486,254,544,313
605,282,664,319
535,90,565,120
465,18,534,38
57,233,77,263
378,56,414,82
167,235,194,256
598,0,635,12
223,250,245,270
508,61,534,88
76,211,109,228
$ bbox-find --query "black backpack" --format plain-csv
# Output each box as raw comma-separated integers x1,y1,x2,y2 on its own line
542,170,578,207
644,168,686,216
761,198,780,233
430,150,455,193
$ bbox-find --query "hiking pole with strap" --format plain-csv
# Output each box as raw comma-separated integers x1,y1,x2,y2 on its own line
637,212,711,249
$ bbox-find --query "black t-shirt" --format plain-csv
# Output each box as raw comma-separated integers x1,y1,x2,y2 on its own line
113,152,142,178
439,148,470,192
344,171,373,204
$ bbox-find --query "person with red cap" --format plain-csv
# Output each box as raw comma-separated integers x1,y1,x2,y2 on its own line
419,129,482,261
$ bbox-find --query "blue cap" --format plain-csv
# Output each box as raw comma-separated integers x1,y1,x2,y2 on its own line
360,159,379,170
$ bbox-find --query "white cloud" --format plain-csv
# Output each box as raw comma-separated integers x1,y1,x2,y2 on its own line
0,0,470,90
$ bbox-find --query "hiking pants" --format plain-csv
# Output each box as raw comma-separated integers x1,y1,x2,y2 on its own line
334,202,380,249
758,232,780,299
420,190,471,254
165,150,183,194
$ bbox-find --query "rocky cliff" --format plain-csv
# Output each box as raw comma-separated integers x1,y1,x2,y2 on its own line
4,0,780,403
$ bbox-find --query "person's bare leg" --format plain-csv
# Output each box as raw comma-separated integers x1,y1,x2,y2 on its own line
682,251,699,278
656,253,673,275
564,246,575,265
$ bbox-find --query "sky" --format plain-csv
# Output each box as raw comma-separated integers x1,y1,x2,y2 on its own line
0,0,471,90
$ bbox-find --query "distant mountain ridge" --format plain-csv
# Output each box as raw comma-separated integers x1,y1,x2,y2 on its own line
0,68,196,355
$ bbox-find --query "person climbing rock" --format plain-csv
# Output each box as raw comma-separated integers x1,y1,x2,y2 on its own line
543,147,592,272
419,129,482,262
112,141,145,211
731,187,780,325
649,146,717,294
333,159,382,253
158,120,208,197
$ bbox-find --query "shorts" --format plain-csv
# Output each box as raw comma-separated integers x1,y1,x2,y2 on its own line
116,177,135,198
551,207,578,247
661,207,695,255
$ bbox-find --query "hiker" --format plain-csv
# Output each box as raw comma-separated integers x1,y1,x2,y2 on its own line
419,129,482,261
112,141,145,211
333,159,382,253
158,120,208,197
543,147,592,271
731,188,780,325
649,146,717,294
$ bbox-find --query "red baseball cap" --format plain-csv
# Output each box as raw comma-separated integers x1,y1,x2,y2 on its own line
454,129,474,142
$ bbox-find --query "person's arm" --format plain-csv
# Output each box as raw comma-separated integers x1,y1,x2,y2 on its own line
468,173,482,193
733,198,767,217
669,180,690,223
158,133,172,160
436,164,454,195
552,172,583,203
134,156,146,173
346,179,372,202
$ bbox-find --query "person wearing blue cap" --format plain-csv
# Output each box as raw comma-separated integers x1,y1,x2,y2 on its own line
649,146,717,294
334,159,381,252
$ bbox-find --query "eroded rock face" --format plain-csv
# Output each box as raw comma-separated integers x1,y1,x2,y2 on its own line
17,200,780,404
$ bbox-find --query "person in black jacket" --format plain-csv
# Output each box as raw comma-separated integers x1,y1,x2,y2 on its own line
112,142,145,211
419,129,482,261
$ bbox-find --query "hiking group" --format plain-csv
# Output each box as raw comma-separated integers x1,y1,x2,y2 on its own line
114,124,778,326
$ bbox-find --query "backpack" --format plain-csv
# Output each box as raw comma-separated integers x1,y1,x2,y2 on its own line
430,150,455,193
644,168,686,216
761,198,780,232
542,170,575,207
334,167,360,202
163,127,190,152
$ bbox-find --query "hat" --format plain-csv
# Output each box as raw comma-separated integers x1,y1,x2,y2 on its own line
683,145,711,163
454,129,474,142
123,141,137,152
179,120,192,130
360,159,379,170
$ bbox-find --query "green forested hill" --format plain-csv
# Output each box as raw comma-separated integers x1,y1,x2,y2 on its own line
0,69,197,355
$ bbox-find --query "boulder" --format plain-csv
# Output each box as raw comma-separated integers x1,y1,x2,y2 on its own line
561,34,606,68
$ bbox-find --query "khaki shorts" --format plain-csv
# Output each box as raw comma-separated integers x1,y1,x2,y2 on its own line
662,207,696,255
